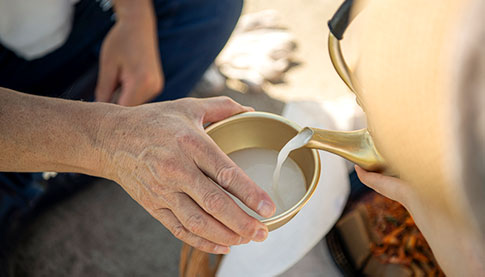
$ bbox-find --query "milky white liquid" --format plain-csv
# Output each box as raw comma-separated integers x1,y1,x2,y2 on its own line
228,148,306,219
272,128,313,203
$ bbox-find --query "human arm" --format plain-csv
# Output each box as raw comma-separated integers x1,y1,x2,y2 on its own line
0,87,112,175
95,0,163,106
0,89,276,253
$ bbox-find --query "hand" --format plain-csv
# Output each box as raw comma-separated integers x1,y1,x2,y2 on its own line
355,165,485,276
99,97,276,254
96,6,163,106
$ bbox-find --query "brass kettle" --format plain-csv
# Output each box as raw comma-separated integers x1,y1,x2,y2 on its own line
300,0,484,275
296,0,391,176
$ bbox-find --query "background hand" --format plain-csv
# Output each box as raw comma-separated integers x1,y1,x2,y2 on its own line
95,7,163,106
101,97,276,254
355,165,485,275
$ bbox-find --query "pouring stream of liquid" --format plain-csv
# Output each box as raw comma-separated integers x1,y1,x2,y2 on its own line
272,129,313,210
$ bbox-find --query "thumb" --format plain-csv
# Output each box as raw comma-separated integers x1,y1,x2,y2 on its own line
355,165,410,205
95,62,119,103
200,96,254,124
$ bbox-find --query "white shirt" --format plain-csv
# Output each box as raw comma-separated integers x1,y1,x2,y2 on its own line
0,0,79,60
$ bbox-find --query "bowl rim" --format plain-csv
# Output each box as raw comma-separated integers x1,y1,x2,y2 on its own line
205,111,321,228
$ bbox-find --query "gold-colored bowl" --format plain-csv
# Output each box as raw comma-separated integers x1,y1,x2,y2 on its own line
205,111,321,231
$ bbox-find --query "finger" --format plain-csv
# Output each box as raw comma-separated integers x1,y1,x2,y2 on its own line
183,169,269,242
191,135,275,218
118,72,163,106
153,208,230,254
199,96,254,124
355,165,410,204
117,78,140,106
168,192,243,246
95,60,119,103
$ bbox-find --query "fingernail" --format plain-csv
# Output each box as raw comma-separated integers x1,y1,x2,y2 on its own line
253,228,268,241
214,245,230,254
257,200,275,217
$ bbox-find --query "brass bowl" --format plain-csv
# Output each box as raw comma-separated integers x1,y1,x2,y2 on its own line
205,111,321,231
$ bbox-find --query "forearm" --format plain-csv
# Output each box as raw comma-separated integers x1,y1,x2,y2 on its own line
0,87,120,177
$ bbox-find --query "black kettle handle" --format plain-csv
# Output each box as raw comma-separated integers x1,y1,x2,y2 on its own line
328,0,354,40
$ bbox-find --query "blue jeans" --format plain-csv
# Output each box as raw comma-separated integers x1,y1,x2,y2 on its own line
0,0,242,232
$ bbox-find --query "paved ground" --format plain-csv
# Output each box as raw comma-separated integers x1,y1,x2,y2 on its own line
8,0,351,275
242,0,349,102
10,180,179,276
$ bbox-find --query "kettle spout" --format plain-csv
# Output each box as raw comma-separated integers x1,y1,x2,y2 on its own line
302,127,389,173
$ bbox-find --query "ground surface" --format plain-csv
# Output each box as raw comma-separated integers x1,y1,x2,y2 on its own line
9,0,350,276
242,0,349,102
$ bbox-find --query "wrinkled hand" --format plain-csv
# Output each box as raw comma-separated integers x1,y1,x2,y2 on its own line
101,97,276,254
96,11,163,106
355,166,485,276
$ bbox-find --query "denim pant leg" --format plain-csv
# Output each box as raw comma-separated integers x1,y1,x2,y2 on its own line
0,173,43,235
152,0,243,101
